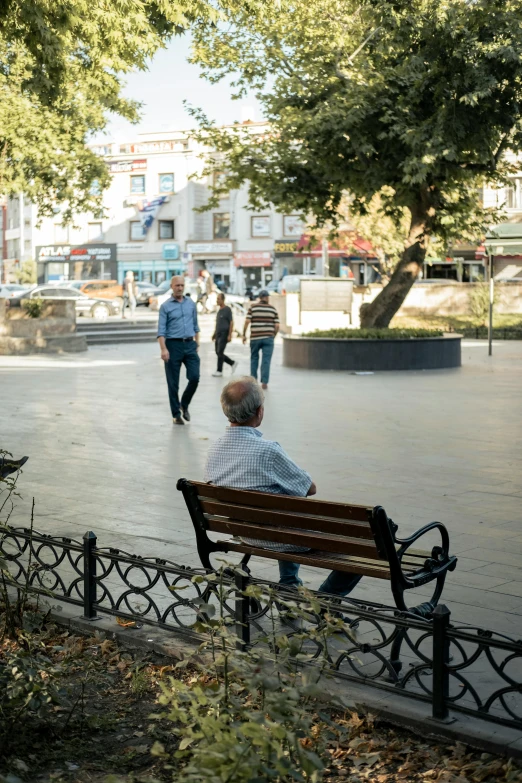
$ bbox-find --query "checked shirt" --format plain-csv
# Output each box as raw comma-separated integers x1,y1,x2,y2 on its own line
204,426,312,552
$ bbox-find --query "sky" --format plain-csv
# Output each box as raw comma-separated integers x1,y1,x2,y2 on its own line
94,34,263,144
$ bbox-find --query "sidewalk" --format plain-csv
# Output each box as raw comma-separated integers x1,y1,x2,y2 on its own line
0,333,521,636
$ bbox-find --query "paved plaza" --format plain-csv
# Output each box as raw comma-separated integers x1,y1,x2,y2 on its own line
1,321,521,636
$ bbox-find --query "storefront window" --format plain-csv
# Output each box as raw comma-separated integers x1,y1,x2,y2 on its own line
251,216,270,237
283,215,304,237
213,212,230,239
130,175,145,195
159,173,174,194
159,220,174,239
130,221,146,240
506,178,522,209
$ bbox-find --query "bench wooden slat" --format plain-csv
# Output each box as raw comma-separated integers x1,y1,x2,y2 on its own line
192,481,372,522
222,541,392,580
206,517,381,559
200,500,376,539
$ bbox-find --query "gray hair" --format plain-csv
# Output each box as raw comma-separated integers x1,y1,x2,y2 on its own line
220,377,264,423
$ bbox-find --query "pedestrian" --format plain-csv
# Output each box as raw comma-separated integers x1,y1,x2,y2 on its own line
196,269,214,313
122,271,137,319
157,275,200,426
212,293,238,377
242,289,279,389
205,377,361,598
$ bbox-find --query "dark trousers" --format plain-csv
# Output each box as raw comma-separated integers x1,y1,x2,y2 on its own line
279,561,362,597
215,332,234,372
163,339,200,417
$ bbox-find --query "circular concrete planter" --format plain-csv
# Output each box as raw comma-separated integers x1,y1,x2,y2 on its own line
283,334,461,371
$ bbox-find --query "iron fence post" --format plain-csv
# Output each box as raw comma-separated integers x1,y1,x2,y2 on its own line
432,604,451,721
234,570,250,651
82,531,97,619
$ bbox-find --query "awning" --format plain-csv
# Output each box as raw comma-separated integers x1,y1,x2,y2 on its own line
494,264,522,281
485,223,522,256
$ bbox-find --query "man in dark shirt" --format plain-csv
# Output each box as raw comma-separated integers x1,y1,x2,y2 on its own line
212,293,238,377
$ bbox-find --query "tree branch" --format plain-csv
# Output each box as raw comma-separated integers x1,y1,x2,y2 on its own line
335,27,381,84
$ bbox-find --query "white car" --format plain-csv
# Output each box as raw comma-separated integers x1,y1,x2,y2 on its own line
0,284,28,299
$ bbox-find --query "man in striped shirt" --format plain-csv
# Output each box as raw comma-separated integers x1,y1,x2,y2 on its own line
242,290,279,389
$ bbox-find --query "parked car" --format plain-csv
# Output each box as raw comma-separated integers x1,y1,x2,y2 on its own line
60,279,124,304
250,280,280,299
6,285,120,319
278,274,320,294
135,280,165,306
0,284,29,298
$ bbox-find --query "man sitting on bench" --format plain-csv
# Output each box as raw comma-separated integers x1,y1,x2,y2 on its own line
204,376,361,598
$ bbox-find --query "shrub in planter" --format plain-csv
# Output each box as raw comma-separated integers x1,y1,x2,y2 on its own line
302,327,444,339
22,298,44,319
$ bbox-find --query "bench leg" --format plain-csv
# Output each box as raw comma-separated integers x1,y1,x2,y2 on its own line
234,571,250,651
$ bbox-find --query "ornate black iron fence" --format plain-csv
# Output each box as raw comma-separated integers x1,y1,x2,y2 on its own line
1,524,521,731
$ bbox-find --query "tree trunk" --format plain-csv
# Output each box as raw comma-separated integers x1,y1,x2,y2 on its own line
359,200,431,328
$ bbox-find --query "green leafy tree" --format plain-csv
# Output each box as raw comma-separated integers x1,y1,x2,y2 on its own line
340,190,410,280
0,0,218,220
188,0,522,326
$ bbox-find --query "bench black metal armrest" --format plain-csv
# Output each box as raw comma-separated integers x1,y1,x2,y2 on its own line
395,520,457,590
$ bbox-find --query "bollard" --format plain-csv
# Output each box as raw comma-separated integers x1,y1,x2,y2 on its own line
432,604,453,722
82,531,97,619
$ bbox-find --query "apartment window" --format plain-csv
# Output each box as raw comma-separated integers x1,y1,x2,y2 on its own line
54,223,69,243
283,215,304,237
130,221,146,241
212,171,229,195
88,222,103,241
90,179,101,196
158,220,174,239
505,178,522,209
159,173,174,194
251,216,271,237
213,212,230,239
130,175,145,195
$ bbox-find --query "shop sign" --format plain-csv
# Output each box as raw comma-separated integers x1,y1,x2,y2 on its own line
162,243,180,260
118,243,143,251
36,244,117,263
186,242,233,254
234,251,272,268
274,239,298,254
109,159,147,173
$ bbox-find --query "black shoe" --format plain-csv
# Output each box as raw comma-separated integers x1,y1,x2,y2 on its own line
173,416,185,425
0,456,29,479
181,407,191,422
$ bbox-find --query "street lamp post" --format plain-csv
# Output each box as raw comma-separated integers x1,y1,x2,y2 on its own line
487,251,494,357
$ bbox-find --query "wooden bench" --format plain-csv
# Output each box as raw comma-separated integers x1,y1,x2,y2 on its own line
177,479,458,621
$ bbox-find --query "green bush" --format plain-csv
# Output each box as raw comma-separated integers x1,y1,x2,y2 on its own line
22,297,44,318
302,327,444,339
151,572,349,783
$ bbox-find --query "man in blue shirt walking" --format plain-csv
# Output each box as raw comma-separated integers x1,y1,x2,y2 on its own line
157,276,200,425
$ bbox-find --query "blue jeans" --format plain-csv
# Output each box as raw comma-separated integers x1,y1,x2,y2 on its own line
278,560,362,597
250,337,274,384
164,339,200,417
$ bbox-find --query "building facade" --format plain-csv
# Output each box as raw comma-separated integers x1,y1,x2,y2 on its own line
3,127,522,287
